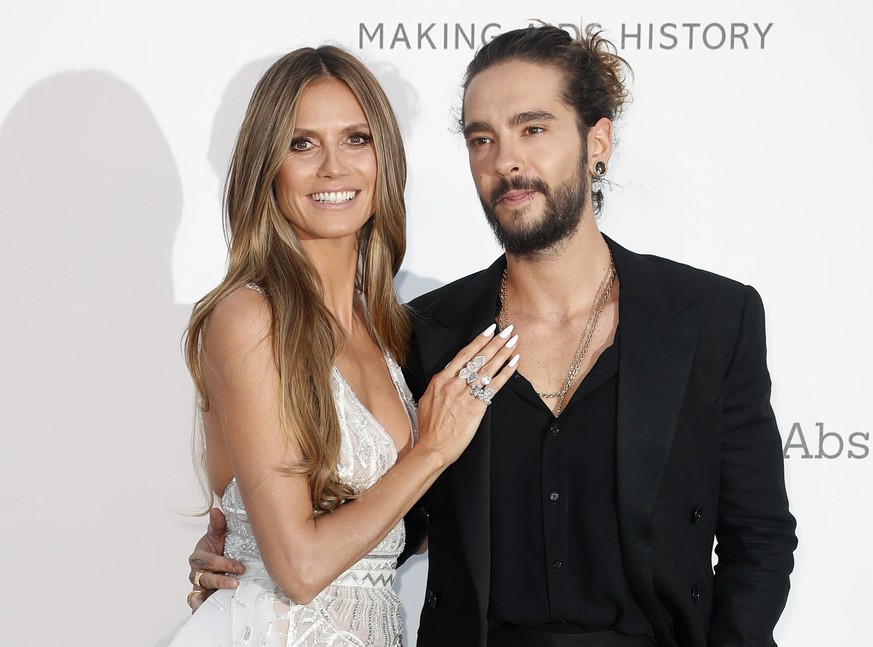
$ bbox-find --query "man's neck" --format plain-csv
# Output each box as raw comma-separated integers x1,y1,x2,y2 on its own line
504,217,612,319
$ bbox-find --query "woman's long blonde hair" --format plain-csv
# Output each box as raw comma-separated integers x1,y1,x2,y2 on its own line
186,46,410,514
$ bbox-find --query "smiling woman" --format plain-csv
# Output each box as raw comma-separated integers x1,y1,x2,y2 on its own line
156,45,520,647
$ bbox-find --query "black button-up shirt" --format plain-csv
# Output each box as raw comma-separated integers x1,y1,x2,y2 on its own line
488,332,654,638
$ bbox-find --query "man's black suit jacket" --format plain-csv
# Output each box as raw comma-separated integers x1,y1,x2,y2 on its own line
400,237,796,647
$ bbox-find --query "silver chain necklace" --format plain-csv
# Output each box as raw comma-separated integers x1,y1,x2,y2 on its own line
498,255,616,415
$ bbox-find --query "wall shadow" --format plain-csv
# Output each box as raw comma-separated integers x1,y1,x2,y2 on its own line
0,70,196,642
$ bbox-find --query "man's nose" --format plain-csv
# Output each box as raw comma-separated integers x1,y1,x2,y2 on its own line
493,140,523,177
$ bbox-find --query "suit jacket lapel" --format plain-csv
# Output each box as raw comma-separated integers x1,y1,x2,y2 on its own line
607,237,706,604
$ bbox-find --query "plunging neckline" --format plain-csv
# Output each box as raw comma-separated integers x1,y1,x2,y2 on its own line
220,354,415,501
331,353,415,456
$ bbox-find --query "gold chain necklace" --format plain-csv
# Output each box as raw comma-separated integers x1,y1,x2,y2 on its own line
498,255,616,415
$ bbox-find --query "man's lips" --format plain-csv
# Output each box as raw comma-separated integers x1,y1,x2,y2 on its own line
497,190,537,207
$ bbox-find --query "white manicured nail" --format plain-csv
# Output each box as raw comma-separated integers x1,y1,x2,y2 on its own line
506,334,519,348
509,354,520,367
499,324,514,339
482,323,497,337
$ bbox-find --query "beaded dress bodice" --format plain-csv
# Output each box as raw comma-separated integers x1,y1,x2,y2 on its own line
222,354,416,578
219,346,417,646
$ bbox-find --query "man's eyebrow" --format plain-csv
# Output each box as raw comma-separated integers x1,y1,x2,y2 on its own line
462,120,494,138
508,111,556,128
463,111,557,138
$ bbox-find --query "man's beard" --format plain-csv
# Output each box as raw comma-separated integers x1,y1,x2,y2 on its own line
479,161,588,258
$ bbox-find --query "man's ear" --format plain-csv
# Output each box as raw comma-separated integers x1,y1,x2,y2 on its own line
587,117,613,173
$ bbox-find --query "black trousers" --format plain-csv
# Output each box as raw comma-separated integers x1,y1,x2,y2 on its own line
487,625,655,647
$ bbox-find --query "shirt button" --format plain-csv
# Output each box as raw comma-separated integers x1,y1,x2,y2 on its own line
691,585,701,604
426,590,437,608
553,561,562,570
549,492,559,502
513,373,522,382
550,424,559,435
689,505,704,524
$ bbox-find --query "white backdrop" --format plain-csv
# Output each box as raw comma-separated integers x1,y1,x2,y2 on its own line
1,1,870,644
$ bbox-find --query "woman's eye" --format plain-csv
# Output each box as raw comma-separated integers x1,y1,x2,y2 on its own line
348,133,372,146
290,139,313,152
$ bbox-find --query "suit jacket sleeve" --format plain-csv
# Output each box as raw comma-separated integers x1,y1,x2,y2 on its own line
709,285,797,646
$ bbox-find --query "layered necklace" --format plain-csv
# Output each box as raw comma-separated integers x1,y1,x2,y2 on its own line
498,255,616,416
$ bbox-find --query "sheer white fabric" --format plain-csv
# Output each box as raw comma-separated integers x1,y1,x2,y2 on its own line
157,348,417,646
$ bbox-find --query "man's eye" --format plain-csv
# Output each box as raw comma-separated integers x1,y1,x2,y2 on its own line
525,126,544,135
467,137,490,148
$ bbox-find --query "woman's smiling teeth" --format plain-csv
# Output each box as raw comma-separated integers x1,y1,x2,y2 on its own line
312,190,357,204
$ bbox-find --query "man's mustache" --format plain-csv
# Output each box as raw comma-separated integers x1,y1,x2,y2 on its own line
489,176,549,208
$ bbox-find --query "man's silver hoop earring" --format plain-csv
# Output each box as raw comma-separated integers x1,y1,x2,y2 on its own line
593,160,607,177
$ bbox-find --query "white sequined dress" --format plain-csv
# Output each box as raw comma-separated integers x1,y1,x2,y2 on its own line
158,350,417,647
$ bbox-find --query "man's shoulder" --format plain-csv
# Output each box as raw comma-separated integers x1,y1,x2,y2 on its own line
616,241,752,302
407,258,503,316
642,251,745,290
407,270,482,311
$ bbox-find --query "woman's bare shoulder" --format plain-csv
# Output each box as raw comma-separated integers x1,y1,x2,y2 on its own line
203,286,273,360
